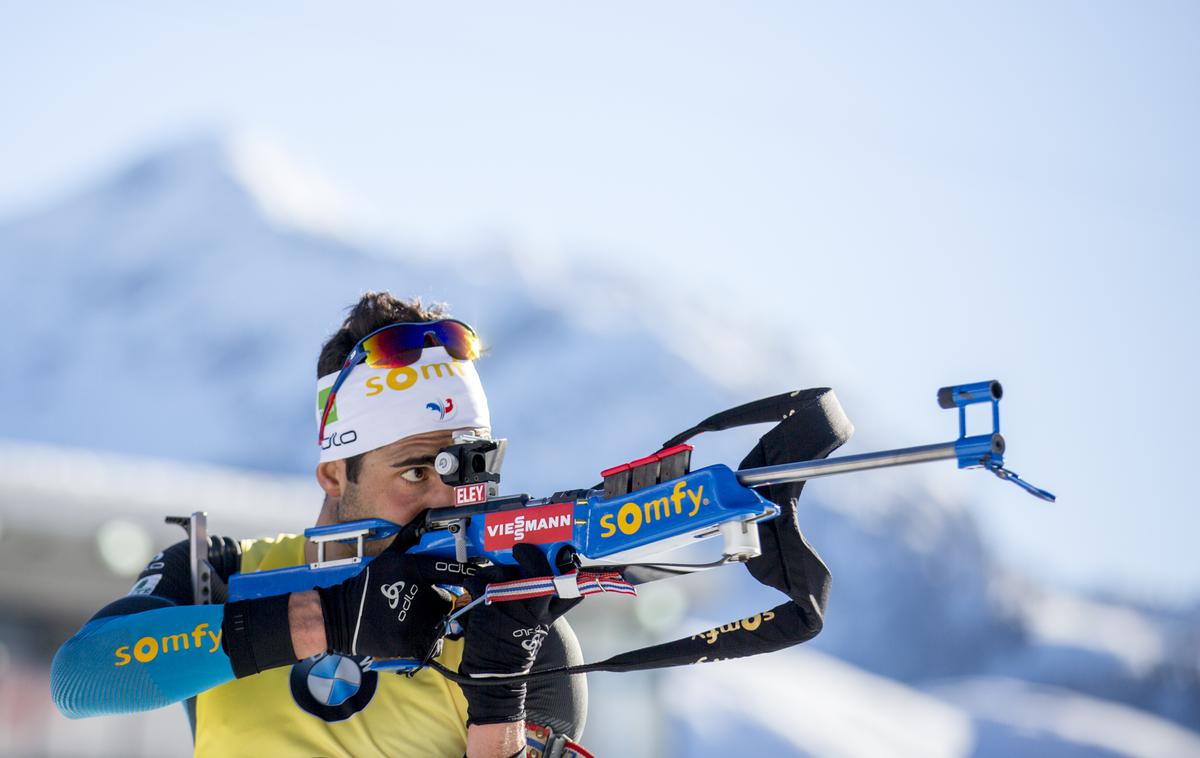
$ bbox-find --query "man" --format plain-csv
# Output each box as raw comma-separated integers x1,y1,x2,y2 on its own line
51,292,590,758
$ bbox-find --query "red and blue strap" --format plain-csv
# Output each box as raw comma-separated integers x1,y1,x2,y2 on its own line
483,570,636,604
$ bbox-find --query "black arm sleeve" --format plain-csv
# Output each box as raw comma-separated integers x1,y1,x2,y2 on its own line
524,617,587,740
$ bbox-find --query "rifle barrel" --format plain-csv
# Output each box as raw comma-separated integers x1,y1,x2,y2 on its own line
736,442,958,487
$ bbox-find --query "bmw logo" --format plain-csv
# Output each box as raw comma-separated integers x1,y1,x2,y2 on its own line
290,653,378,721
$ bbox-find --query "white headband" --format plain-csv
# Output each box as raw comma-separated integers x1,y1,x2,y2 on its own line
316,347,491,462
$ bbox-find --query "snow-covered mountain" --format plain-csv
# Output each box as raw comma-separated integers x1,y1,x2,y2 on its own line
2,134,1196,756
0,133,761,481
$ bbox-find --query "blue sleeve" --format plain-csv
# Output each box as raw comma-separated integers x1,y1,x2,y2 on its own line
50,602,235,718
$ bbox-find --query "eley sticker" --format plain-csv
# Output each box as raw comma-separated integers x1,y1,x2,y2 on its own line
129,574,163,596
483,503,574,550
455,483,487,505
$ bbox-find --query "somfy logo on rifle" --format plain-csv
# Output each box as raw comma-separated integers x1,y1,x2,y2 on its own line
599,480,706,539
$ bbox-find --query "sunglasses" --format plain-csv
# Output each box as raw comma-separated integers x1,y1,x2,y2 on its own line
318,319,481,444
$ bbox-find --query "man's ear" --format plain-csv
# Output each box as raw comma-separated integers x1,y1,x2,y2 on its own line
316,460,346,498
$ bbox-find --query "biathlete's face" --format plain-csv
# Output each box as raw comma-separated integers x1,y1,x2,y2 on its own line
317,429,457,554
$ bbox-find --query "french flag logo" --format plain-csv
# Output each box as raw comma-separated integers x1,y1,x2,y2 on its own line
425,397,456,421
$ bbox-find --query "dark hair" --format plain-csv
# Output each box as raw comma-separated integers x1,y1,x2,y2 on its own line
318,291,448,482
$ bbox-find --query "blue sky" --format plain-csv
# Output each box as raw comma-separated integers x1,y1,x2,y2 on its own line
2,2,1197,602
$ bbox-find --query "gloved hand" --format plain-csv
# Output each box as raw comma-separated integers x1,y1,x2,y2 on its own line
222,524,467,678
459,543,581,726
317,543,457,660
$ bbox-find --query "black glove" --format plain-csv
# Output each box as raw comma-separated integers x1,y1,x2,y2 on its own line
317,545,457,660
222,591,301,678
222,529,466,678
459,543,581,726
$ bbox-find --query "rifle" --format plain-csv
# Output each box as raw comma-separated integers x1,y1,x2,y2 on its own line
212,379,1053,677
